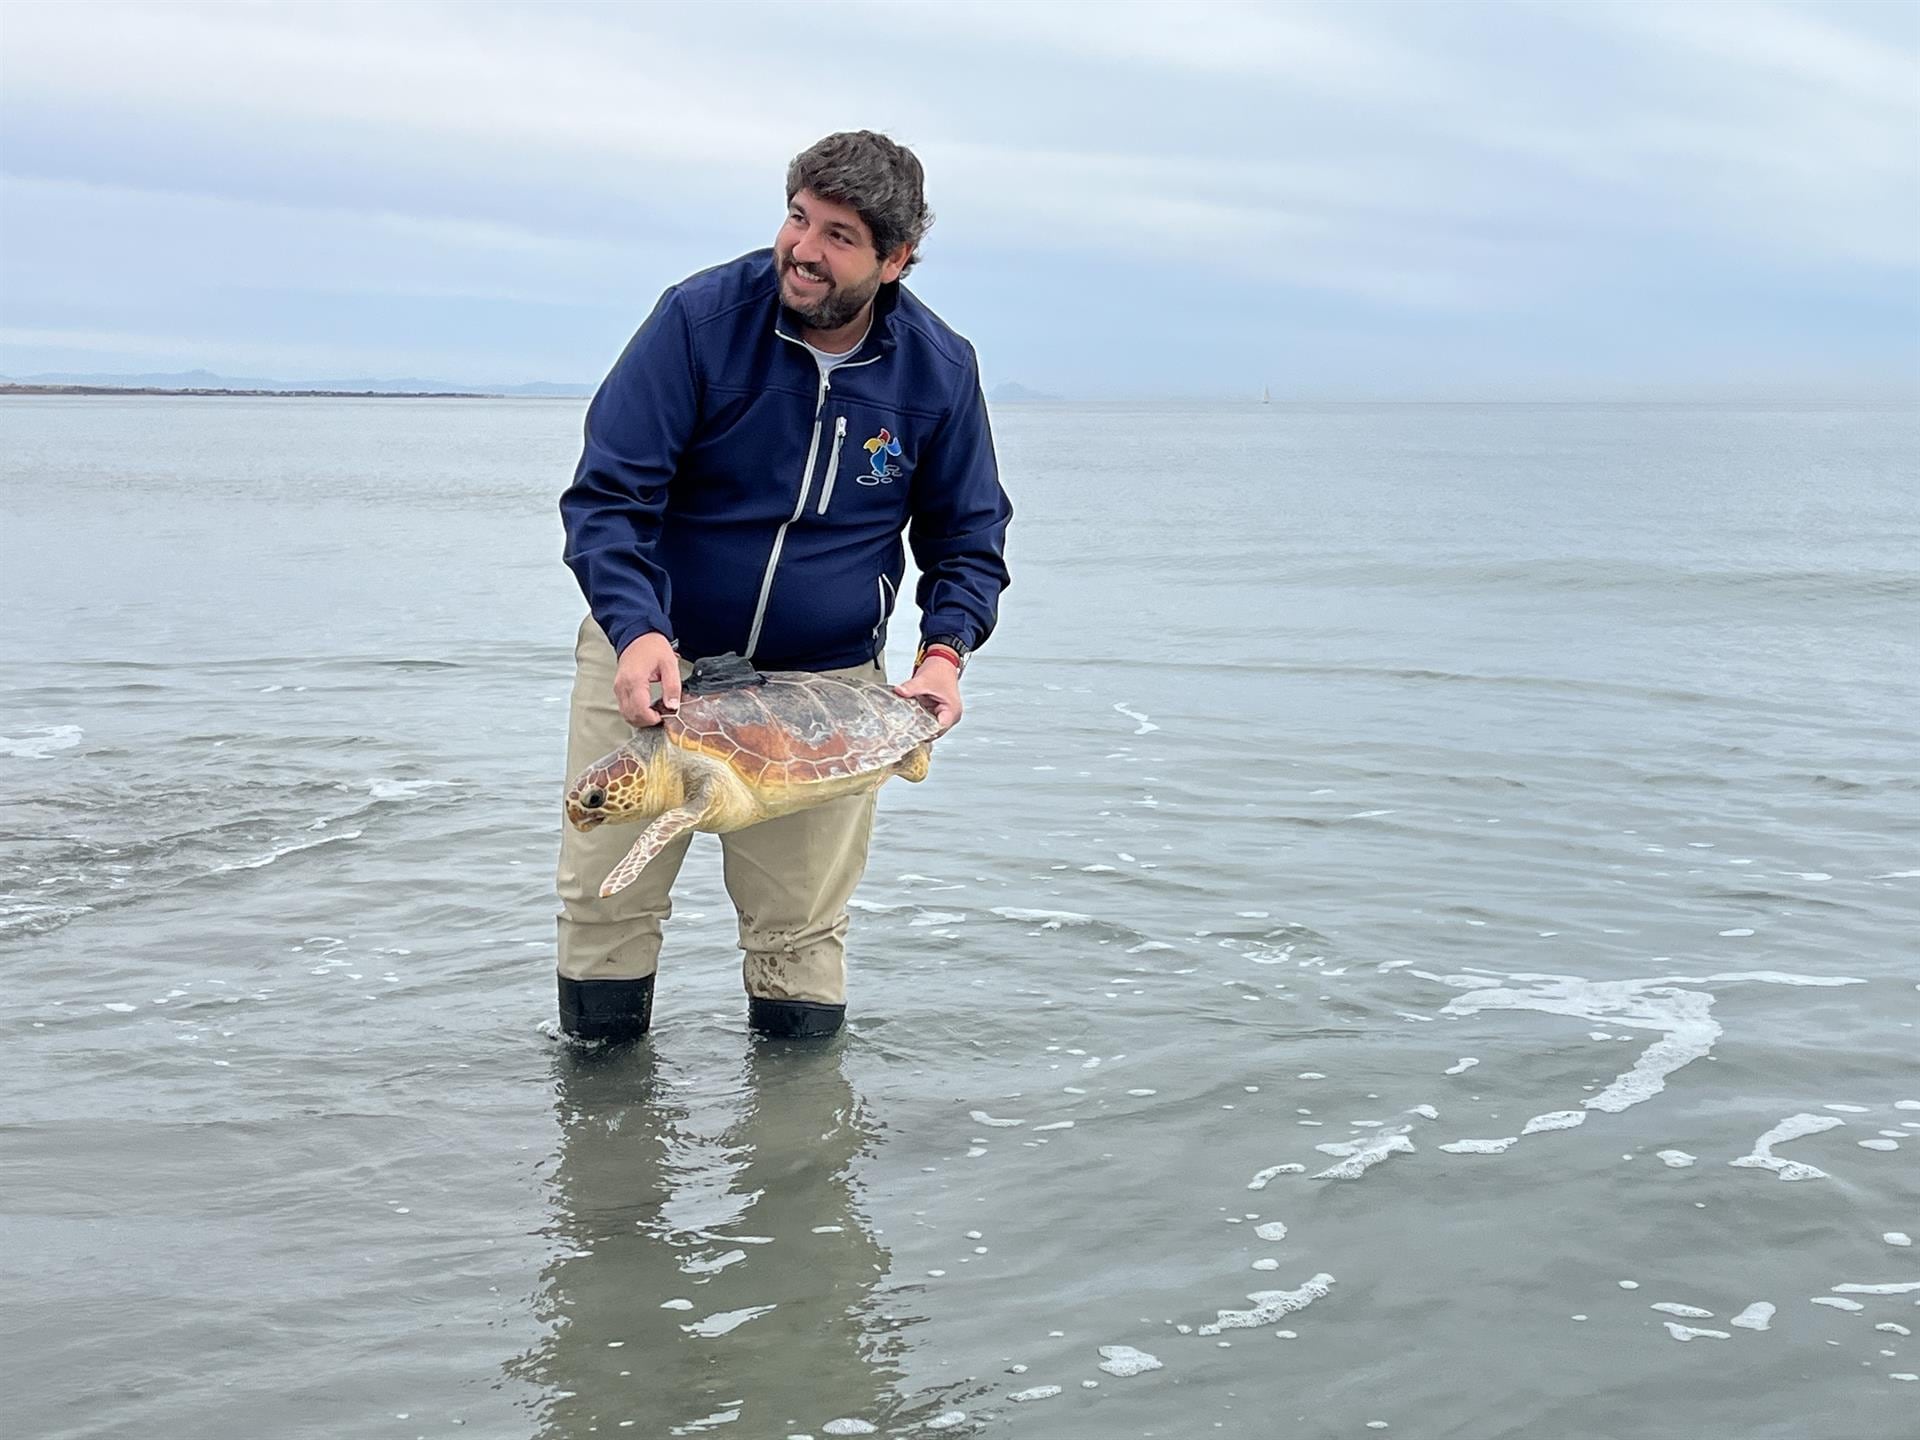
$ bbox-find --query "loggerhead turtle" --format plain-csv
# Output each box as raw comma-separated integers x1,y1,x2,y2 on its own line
565,655,941,898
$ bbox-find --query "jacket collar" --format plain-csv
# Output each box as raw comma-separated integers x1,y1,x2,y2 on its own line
764,249,902,365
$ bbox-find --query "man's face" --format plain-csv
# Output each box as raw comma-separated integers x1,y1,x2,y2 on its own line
775,189,908,333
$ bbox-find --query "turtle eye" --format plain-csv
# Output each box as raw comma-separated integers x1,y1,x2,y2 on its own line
584,787,606,809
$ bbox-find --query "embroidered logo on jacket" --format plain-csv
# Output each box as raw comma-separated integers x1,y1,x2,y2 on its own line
860,428,903,484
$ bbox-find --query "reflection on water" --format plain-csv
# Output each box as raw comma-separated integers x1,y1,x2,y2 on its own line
514,1038,913,1437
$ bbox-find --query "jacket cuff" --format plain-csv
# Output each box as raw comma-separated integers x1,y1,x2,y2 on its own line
609,611,675,658
919,617,979,652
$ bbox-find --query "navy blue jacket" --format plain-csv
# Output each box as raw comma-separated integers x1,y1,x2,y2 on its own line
561,250,1013,671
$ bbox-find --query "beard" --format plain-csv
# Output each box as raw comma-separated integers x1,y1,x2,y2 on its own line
779,254,884,332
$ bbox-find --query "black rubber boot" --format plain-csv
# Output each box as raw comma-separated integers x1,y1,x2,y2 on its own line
747,996,846,1038
558,974,655,1043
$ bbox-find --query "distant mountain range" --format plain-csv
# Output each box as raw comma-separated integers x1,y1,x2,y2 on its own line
0,368,592,397
3,368,1064,403
989,381,1060,402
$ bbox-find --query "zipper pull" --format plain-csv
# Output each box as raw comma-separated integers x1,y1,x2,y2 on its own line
835,416,848,439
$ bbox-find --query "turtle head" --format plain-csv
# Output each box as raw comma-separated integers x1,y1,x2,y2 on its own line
565,735,663,831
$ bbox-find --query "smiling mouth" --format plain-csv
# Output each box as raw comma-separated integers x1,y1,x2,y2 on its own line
786,263,829,288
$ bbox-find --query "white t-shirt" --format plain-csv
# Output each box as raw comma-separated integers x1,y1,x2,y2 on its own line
802,319,871,378
804,341,862,377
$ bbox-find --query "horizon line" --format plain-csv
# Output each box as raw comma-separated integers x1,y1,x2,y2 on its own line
4,371,1917,407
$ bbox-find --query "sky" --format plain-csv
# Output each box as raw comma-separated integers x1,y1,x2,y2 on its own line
1,0,1916,399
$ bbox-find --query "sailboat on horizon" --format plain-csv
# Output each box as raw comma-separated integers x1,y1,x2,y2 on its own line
1260,383,1271,405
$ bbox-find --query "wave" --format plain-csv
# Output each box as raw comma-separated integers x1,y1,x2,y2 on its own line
0,725,83,760
0,769,471,945
1239,557,1920,606
208,828,364,873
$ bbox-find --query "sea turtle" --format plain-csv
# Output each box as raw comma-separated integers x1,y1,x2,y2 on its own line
565,655,941,898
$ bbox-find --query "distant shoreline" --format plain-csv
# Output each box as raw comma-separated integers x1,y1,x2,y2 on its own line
0,383,511,399
5,382,1907,405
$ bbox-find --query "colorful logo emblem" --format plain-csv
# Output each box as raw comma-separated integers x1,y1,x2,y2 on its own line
861,428,903,484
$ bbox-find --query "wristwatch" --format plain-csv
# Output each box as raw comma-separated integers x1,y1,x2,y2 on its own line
915,634,971,675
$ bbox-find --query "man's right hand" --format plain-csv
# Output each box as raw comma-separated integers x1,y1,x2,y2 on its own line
614,631,682,727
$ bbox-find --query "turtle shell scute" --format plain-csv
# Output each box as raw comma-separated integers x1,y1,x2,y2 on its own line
663,673,938,788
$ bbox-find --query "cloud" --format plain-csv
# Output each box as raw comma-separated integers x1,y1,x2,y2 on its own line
2,1,850,171
0,322,524,380
1,0,1913,390
1592,0,1918,111
844,0,1440,96
1,173,637,319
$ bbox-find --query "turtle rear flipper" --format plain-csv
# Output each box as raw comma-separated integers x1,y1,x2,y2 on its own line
893,743,931,783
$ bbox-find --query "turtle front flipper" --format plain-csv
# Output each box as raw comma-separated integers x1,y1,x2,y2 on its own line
893,743,931,783
600,804,702,897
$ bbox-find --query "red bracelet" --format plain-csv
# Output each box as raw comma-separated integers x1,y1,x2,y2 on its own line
920,644,963,671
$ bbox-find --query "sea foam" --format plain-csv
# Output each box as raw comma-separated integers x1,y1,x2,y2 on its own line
1199,1273,1336,1335
1730,1114,1845,1181
0,724,82,759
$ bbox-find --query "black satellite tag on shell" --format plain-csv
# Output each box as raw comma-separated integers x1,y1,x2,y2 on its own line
683,653,768,695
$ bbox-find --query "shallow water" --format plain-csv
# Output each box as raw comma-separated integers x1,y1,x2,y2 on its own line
3,395,1917,1438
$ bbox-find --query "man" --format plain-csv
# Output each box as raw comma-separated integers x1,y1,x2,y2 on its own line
554,131,1013,1044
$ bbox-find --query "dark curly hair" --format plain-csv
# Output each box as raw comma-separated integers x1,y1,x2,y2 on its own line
786,131,934,276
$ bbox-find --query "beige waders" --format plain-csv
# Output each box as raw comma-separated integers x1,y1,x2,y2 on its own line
554,617,881,1032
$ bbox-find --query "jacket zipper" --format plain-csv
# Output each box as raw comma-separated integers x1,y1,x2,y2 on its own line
815,416,849,515
751,332,888,660
872,573,896,652
745,367,829,659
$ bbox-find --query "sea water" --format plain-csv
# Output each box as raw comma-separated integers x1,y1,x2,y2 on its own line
2,395,1916,1438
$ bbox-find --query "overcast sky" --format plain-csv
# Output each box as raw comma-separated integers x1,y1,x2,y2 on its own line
2,0,1915,398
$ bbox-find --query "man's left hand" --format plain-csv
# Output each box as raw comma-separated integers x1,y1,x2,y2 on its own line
895,659,963,734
